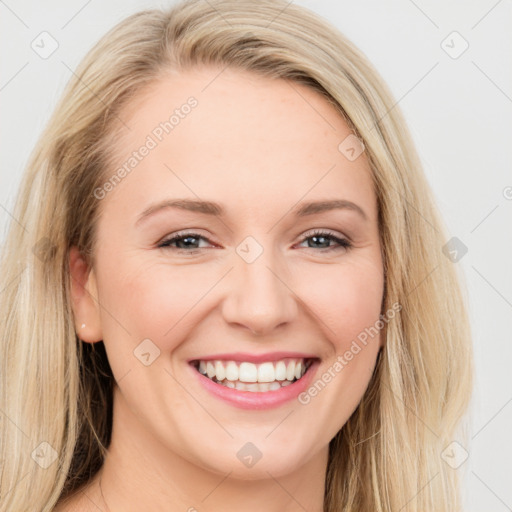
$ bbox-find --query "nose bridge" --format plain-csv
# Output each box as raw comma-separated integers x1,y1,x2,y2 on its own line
221,237,297,335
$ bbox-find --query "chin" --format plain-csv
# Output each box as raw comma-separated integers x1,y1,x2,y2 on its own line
197,448,310,481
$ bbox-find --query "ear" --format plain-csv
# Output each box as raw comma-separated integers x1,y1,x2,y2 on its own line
69,246,103,343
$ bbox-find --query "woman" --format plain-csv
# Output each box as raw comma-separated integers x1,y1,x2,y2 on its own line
0,0,473,510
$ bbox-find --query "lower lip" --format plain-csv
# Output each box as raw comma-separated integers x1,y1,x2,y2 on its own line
189,360,320,410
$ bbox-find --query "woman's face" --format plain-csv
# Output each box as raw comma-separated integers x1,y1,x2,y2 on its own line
71,66,384,480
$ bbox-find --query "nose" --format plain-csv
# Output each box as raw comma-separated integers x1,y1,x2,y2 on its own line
221,246,298,336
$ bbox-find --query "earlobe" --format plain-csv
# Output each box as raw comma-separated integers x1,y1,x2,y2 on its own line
69,246,103,343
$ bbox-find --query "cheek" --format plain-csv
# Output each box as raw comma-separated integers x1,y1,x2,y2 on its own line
96,257,215,351
303,259,384,349
293,262,384,435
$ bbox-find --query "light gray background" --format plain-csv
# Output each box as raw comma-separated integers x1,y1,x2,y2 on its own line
1,1,511,510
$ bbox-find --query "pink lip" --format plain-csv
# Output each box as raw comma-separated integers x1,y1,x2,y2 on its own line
188,358,321,410
187,351,318,364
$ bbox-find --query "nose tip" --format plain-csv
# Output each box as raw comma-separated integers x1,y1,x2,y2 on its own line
221,258,298,336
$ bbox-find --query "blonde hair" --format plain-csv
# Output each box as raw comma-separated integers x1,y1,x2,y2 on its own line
0,1,473,510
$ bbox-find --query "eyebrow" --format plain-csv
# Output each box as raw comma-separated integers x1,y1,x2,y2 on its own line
136,198,368,225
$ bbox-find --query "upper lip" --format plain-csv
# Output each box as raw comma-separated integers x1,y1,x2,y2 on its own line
188,351,320,364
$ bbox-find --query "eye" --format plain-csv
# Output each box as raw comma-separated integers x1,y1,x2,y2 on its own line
157,229,352,254
158,232,212,252
296,230,352,252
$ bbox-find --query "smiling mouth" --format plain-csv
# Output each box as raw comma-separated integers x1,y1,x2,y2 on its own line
190,357,316,392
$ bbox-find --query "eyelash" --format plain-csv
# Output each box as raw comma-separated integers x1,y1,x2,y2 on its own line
157,229,352,253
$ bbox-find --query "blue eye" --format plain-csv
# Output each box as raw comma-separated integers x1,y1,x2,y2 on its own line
297,230,352,252
158,232,208,251
158,230,352,253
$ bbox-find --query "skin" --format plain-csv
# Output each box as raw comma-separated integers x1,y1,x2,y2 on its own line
61,66,384,512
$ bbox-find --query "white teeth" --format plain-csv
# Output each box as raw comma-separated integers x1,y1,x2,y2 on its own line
215,361,225,381
195,357,312,389
239,362,258,383
257,362,275,382
206,361,215,379
294,361,303,380
286,360,296,381
219,379,293,392
275,361,287,381
225,361,238,381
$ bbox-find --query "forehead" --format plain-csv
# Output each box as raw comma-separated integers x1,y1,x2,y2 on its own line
102,66,376,222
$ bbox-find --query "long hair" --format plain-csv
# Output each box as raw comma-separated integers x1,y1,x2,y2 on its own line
0,1,473,510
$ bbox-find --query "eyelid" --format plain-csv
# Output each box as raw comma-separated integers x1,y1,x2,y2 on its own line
158,228,352,253
299,228,349,241
158,230,214,248
295,229,352,250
